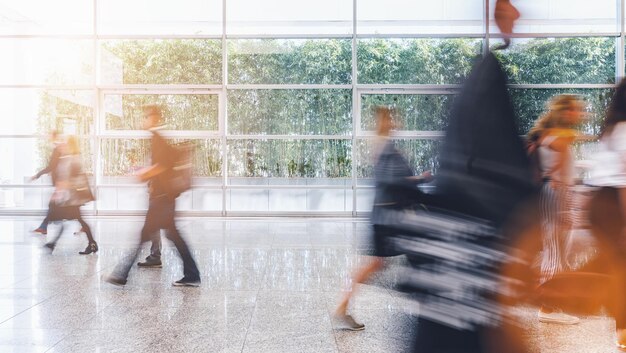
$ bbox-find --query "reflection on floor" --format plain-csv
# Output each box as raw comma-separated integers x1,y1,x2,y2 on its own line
0,217,618,353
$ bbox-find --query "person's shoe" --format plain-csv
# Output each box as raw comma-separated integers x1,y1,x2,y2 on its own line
102,274,127,287
79,243,98,255
137,257,162,268
538,310,579,325
334,313,365,331
33,228,47,235
172,278,201,287
43,243,55,253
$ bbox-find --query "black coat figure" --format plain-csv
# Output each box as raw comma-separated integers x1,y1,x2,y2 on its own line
407,52,535,353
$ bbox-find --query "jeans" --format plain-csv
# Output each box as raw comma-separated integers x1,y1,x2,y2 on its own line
113,195,200,281
38,200,53,231
149,231,162,259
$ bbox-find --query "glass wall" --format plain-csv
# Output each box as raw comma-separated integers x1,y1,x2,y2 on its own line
0,0,622,215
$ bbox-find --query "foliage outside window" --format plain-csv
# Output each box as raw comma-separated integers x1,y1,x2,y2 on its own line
228,139,351,178
228,89,352,135
104,94,219,131
228,39,352,84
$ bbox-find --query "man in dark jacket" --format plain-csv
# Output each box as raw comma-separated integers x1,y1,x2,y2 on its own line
103,105,200,287
31,130,63,235
409,1,535,352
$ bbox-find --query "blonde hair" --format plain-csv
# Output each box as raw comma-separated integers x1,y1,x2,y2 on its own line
66,135,80,155
528,94,583,141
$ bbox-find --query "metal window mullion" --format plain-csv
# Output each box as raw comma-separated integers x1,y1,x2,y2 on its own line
0,84,95,89
93,0,99,216
225,33,352,39
221,0,228,216
356,33,486,39
351,0,358,217
97,85,223,92
507,83,617,89
615,0,626,79
95,34,223,40
226,84,352,90
96,130,221,138
226,135,352,140
484,0,490,56
489,32,621,39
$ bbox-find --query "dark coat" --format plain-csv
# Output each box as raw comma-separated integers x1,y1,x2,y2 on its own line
436,51,535,227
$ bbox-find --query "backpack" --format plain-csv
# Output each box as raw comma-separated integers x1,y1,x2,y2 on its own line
169,141,194,198
526,135,543,188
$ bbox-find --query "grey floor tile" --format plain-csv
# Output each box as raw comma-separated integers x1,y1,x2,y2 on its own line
0,217,620,353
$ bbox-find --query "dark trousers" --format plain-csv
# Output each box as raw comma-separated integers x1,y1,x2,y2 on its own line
113,196,200,281
148,232,162,259
47,204,95,245
38,200,53,231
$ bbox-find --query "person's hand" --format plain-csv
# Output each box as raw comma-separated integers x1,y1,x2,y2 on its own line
30,175,37,182
495,0,520,36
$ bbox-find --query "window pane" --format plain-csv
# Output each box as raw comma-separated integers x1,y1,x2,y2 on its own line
489,0,618,34
104,94,219,131
509,89,613,135
0,39,93,85
226,0,352,35
98,0,222,35
0,137,93,185
226,188,352,212
357,38,482,84
0,89,94,135
0,188,54,210
99,138,222,181
0,0,93,35
493,37,615,84
228,90,352,135
361,94,455,131
227,139,352,180
101,40,222,85
358,0,484,35
228,39,351,84
356,139,440,181
96,186,149,211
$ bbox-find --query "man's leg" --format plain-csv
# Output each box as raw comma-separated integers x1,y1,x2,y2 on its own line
138,231,162,268
106,201,160,284
163,199,200,285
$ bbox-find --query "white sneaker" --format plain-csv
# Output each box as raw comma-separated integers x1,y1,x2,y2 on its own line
538,310,580,325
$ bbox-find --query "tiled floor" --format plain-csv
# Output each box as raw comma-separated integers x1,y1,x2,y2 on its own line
0,217,619,352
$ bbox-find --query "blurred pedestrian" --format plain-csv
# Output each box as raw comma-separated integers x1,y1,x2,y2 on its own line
528,94,584,325
585,77,626,351
334,106,432,330
103,105,200,287
44,136,98,255
31,130,63,235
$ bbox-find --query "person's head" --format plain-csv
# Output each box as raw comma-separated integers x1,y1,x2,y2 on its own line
495,0,520,36
142,104,162,130
65,135,80,155
49,130,59,142
528,95,585,140
602,77,626,137
375,106,396,136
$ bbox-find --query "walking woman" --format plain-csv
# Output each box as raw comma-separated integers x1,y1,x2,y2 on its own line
44,135,98,255
527,95,584,324
334,106,432,330
586,77,626,350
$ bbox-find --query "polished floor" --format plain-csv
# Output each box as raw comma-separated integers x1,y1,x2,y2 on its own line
0,217,619,353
